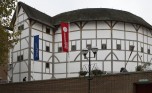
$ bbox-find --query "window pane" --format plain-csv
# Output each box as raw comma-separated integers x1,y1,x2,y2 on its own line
71,45,76,51
17,55,24,62
86,44,91,50
17,56,20,61
46,27,50,34
21,55,23,61
46,46,50,52
117,44,121,50
18,25,24,31
129,45,134,51
46,63,49,68
58,47,62,52
102,44,107,50
141,47,143,53
148,49,150,54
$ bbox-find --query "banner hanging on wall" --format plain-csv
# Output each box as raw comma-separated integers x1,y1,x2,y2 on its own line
61,22,69,52
34,35,39,60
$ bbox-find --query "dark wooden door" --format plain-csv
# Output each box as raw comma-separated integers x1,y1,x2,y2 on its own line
135,83,152,93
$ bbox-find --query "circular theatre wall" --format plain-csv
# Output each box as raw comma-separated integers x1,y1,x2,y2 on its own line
53,8,152,78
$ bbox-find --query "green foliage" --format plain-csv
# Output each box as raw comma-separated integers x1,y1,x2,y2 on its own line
79,71,87,77
136,65,144,71
92,69,105,76
0,0,18,65
135,62,152,71
0,0,16,27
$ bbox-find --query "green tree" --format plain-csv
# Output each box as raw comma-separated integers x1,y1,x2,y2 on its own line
0,0,18,65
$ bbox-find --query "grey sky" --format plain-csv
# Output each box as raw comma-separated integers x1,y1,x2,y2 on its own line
18,0,152,25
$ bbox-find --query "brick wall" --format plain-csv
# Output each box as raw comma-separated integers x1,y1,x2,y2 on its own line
0,71,152,93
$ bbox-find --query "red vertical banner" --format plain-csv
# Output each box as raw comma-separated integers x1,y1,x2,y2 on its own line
61,22,69,52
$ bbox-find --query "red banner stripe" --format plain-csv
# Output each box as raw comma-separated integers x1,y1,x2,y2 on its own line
61,22,69,52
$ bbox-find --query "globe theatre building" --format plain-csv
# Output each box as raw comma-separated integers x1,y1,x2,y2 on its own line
9,2,152,82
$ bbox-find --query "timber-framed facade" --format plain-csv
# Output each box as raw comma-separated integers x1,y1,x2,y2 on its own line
9,2,152,82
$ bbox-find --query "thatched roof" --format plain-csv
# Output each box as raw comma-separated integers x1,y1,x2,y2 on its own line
53,8,152,29
11,2,53,27
11,2,152,30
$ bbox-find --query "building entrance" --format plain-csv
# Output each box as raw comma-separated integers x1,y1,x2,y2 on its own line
135,82,152,93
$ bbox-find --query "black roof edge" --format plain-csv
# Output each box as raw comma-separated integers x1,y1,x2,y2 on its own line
53,19,152,30
11,2,152,31
19,2,55,28
11,2,54,29
52,8,152,30
28,18,54,28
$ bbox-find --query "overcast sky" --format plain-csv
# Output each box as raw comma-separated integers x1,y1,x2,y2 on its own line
18,0,152,25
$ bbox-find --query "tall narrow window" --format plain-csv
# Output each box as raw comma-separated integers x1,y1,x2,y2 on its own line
141,47,144,53
129,45,134,51
46,63,50,68
102,44,107,50
46,27,50,34
20,55,23,61
18,25,24,31
71,45,76,51
17,55,24,62
148,49,150,54
117,44,121,50
46,46,50,52
58,47,62,52
86,44,91,50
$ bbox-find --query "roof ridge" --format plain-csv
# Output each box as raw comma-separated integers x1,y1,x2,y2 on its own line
18,1,51,18
18,2,53,27
52,8,152,29
11,2,152,30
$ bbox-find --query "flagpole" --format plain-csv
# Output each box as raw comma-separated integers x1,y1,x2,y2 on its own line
66,53,68,78
68,22,71,78
33,35,39,80
61,22,70,78
68,51,70,77
66,22,70,78
32,61,35,80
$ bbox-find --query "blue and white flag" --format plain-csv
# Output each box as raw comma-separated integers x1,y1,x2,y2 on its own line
34,35,39,61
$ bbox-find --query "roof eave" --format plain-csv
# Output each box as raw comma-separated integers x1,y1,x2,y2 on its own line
29,18,54,28
53,19,152,30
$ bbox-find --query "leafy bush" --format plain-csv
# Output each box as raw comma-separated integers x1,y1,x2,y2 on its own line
92,69,105,76
79,71,87,76
136,65,144,71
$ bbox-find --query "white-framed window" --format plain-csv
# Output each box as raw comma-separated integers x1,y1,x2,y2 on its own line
71,45,76,51
148,49,150,54
46,63,50,68
86,44,91,50
18,25,24,31
117,44,121,50
141,47,144,53
102,44,107,50
17,55,23,62
58,47,62,52
129,45,134,51
46,27,50,34
46,46,50,52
